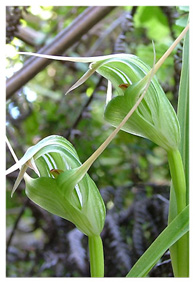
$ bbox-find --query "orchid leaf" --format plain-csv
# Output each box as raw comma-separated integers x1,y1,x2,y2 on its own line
168,26,189,277
126,205,189,277
177,29,189,203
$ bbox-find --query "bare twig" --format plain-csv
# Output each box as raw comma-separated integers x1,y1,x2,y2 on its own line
6,6,116,99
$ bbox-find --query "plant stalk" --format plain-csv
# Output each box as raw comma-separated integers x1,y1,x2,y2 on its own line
167,149,186,214
167,148,189,277
88,235,104,277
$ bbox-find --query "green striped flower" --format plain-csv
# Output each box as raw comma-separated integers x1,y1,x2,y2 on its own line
6,135,106,237
96,55,181,151
67,53,180,151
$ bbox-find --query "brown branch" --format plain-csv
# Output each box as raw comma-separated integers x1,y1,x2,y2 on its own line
6,6,116,99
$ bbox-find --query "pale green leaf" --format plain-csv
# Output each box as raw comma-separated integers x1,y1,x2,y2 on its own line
168,28,189,277
177,29,189,203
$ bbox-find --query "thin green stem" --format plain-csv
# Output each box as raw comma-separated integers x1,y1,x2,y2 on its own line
88,235,104,277
167,149,186,214
167,148,189,277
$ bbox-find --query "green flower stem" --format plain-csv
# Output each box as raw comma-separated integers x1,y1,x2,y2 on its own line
167,148,189,277
88,235,104,277
167,149,186,214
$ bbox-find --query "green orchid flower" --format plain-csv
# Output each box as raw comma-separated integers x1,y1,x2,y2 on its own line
6,135,108,277
18,42,181,152
6,135,106,238
101,58,180,152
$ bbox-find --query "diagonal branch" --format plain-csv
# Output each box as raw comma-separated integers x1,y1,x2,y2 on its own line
6,6,116,99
